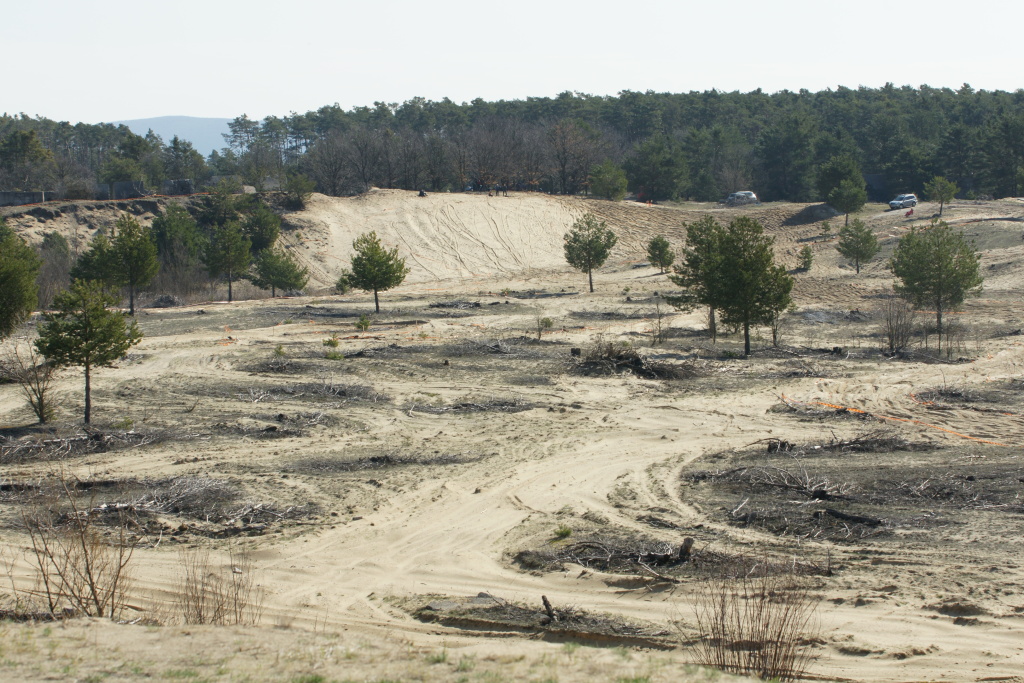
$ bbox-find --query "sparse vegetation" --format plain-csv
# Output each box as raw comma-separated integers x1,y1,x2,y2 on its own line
174,547,264,625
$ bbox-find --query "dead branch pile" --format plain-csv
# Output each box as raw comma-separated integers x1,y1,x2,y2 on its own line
440,338,528,358
408,397,533,414
515,536,830,580
0,428,173,464
135,476,240,519
691,465,855,501
247,356,298,373
570,341,694,380
569,309,650,321
75,476,317,527
757,431,915,456
282,380,390,403
416,597,670,641
771,397,876,421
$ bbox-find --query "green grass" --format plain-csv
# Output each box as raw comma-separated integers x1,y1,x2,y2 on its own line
553,525,572,540
290,676,326,683
324,350,345,361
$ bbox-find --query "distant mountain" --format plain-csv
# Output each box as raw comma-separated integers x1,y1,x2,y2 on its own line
111,116,233,156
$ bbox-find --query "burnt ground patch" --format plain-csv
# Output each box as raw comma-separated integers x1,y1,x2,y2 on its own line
0,474,319,539
683,437,1024,543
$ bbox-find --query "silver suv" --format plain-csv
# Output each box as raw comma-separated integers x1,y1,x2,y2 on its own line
726,191,759,206
889,193,918,209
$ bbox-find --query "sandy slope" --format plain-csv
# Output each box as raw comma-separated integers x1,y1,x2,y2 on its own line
4,193,1024,682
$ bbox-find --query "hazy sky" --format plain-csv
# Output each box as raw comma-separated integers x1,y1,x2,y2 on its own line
5,0,1020,124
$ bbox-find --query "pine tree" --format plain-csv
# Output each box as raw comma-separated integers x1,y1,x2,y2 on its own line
35,280,142,424
827,179,868,225
836,219,879,274
70,233,116,288
242,201,281,253
890,220,982,346
924,176,958,217
251,248,309,297
646,235,675,273
110,214,159,315
667,215,727,341
0,218,41,338
716,217,794,356
563,214,617,293
589,160,627,201
203,220,252,302
346,231,410,312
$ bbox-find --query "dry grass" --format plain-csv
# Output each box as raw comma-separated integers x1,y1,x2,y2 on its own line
174,547,264,625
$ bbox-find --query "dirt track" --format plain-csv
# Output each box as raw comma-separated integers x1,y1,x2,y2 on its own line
3,192,1024,681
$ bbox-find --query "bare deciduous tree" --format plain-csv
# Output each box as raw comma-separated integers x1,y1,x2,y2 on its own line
2,344,59,423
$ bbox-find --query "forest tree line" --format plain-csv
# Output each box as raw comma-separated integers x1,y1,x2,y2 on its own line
3,84,1024,203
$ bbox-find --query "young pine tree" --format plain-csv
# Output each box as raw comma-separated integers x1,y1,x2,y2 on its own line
109,213,159,315
345,231,410,312
836,219,879,274
646,235,675,273
203,220,252,302
35,280,143,424
251,248,309,297
0,218,41,339
563,214,617,293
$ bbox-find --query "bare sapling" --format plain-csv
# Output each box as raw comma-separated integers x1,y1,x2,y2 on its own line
691,559,819,682
882,294,916,354
535,314,553,340
22,470,137,619
2,344,59,423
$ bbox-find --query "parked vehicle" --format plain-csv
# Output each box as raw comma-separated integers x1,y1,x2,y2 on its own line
726,191,759,206
889,193,918,209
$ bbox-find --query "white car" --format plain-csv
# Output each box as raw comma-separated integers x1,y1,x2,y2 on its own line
726,191,759,206
889,194,918,209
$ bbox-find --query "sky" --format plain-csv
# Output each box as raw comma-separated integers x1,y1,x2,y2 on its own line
4,0,1021,124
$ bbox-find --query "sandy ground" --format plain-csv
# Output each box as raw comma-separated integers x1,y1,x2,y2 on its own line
3,191,1024,682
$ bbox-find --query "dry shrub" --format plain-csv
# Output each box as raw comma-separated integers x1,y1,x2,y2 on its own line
882,294,916,354
691,564,819,681
22,473,137,619
175,547,264,625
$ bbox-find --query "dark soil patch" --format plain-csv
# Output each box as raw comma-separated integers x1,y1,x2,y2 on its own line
289,452,485,473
